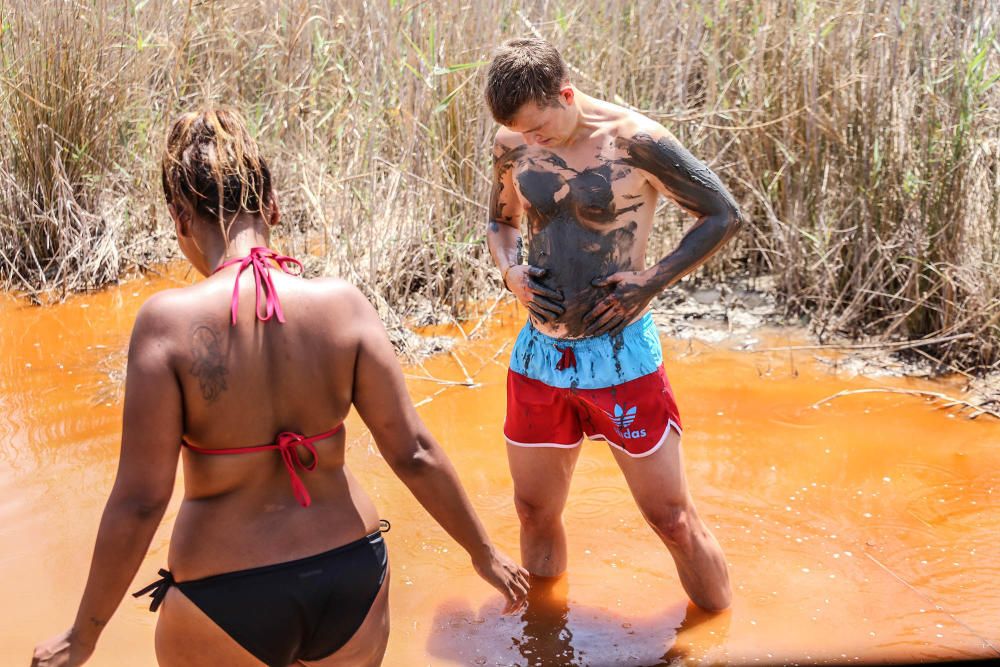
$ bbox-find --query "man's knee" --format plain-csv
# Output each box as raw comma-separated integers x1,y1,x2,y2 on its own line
514,494,563,531
642,502,696,548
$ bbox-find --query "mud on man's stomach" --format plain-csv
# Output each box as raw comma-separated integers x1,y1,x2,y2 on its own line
526,220,639,339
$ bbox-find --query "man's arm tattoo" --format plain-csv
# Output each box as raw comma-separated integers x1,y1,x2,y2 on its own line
489,146,515,226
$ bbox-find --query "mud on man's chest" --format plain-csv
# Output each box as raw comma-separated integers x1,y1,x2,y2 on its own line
511,153,650,233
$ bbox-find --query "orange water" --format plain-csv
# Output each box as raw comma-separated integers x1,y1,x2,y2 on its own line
1,271,998,665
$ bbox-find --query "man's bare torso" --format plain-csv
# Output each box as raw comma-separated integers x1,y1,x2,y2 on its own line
492,105,675,338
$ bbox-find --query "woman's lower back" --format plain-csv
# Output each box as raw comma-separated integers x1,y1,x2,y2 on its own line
167,455,381,580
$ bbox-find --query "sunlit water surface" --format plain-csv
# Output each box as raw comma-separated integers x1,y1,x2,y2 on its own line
1,269,998,665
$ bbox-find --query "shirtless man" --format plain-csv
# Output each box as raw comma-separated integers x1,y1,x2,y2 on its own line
485,38,740,612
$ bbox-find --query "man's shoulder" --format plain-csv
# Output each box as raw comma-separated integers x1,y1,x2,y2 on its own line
603,105,672,143
580,95,666,140
493,126,526,152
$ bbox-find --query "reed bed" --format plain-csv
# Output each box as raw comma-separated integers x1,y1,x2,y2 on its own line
1,0,997,371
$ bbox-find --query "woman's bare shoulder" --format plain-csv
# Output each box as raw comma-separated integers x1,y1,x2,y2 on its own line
306,276,369,307
303,276,383,328
133,287,189,330
123,287,195,370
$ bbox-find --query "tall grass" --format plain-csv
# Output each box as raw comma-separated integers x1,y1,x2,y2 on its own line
1,0,997,371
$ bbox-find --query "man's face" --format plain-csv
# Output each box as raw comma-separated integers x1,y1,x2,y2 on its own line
505,87,574,147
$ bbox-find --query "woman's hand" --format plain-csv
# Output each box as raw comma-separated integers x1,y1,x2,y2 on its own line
31,629,93,667
472,548,530,614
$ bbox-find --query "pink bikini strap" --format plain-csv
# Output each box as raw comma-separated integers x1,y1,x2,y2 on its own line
182,424,344,508
214,246,303,325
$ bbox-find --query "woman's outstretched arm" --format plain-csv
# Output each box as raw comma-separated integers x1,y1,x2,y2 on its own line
347,288,530,612
33,294,183,667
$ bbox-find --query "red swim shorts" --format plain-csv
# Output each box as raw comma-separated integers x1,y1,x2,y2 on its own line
504,314,682,458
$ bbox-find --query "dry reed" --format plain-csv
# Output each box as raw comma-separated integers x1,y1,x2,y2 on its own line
1,0,997,371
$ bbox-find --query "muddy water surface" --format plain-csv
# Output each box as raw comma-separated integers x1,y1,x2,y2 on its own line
1,272,998,666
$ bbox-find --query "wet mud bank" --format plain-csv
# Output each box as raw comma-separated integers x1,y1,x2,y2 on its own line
651,274,1000,413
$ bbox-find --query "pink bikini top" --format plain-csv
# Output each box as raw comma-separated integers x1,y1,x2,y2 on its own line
181,247,342,508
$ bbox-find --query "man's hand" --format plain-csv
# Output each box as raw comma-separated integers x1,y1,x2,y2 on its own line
583,270,660,337
506,265,565,323
471,548,531,615
32,628,94,667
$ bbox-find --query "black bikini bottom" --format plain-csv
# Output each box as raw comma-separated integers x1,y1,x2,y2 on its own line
134,528,388,667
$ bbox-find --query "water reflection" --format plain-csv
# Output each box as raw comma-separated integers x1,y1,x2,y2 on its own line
515,575,578,666
426,573,731,666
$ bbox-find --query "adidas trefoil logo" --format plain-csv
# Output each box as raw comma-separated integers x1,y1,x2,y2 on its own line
613,404,637,429
607,404,646,439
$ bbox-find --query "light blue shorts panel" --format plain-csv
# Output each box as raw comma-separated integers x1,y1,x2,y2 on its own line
508,313,663,390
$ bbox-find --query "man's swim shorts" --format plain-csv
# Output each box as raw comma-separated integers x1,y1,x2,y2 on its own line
504,313,682,458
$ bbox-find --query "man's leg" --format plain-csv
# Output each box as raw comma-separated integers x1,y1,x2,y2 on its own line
611,428,731,611
507,443,581,576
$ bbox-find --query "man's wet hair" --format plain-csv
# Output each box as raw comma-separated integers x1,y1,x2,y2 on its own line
485,38,568,125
